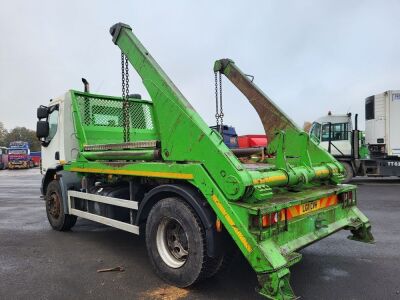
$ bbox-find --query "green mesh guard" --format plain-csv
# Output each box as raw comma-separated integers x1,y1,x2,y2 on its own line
76,94,154,129
72,92,159,146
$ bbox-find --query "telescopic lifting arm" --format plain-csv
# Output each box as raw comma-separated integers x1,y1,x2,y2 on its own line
109,23,252,200
214,59,345,182
213,59,299,141
109,23,344,196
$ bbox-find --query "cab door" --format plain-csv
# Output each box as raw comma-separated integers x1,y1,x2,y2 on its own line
41,103,61,172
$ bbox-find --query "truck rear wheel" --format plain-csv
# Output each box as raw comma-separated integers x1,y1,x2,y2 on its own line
145,197,214,287
341,162,354,183
45,180,77,231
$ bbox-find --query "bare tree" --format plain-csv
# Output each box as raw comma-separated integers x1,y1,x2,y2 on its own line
303,121,312,133
5,127,41,151
0,122,8,147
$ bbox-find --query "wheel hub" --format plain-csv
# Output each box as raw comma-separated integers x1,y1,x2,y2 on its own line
156,217,188,268
48,193,61,219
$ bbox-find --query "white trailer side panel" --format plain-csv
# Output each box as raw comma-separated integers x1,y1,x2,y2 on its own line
365,90,400,157
389,91,400,156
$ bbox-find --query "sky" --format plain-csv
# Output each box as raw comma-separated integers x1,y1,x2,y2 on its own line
0,0,399,134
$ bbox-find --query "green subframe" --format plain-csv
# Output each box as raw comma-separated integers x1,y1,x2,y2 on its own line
65,160,373,300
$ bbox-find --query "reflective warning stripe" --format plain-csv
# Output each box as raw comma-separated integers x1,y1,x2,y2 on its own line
69,167,194,180
211,195,253,253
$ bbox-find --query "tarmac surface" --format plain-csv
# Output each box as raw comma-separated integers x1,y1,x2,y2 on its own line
0,168,399,299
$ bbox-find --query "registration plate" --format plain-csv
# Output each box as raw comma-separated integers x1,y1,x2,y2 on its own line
282,195,339,221
300,200,320,215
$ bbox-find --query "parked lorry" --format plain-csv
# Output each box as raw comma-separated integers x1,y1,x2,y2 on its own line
210,125,267,160
0,147,8,169
310,90,400,182
8,141,33,169
238,134,267,149
36,23,373,299
30,151,41,167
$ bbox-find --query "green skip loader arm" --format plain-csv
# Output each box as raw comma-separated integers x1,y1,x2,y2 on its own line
63,24,374,299
213,58,374,297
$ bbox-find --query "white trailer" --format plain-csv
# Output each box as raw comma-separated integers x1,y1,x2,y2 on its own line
365,90,400,157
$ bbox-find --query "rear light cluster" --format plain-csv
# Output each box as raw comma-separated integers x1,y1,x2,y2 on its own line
251,210,286,229
339,191,356,207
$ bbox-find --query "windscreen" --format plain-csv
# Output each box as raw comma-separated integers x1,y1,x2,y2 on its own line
310,122,321,140
9,149,27,155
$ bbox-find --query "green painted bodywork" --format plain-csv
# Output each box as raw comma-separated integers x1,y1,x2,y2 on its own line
62,23,373,299
359,131,369,159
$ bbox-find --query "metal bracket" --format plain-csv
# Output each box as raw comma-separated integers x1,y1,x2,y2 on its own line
257,268,299,300
347,222,375,244
110,22,132,44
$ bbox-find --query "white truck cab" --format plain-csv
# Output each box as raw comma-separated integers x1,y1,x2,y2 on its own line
310,113,353,156
37,92,79,173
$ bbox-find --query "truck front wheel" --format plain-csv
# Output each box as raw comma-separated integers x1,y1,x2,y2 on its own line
45,180,77,231
145,197,214,287
341,162,354,183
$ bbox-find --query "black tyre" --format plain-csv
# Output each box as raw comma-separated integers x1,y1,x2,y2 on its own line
341,162,354,183
45,180,77,231
201,243,237,279
205,231,238,278
145,197,215,287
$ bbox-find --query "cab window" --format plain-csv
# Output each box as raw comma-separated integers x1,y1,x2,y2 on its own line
46,106,59,143
321,123,349,141
310,122,321,140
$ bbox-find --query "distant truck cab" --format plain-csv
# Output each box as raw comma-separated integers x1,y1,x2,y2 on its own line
310,113,353,156
30,151,41,167
8,141,33,169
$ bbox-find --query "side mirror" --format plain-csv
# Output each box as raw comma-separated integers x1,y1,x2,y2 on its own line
37,106,48,119
36,121,49,139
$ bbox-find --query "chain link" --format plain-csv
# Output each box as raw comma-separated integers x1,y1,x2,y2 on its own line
121,52,126,142
124,55,130,142
218,72,223,129
214,72,219,126
121,52,130,142
214,71,224,133
121,52,126,98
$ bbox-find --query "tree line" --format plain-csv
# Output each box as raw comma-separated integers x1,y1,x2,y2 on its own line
0,122,41,152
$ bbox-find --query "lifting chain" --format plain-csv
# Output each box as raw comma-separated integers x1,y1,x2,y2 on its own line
214,71,224,133
121,52,130,142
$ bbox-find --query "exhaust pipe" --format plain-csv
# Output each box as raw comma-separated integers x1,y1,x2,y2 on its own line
82,78,90,92
355,113,358,130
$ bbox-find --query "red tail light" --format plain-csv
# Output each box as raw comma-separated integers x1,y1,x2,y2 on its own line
339,191,355,207
251,210,285,229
